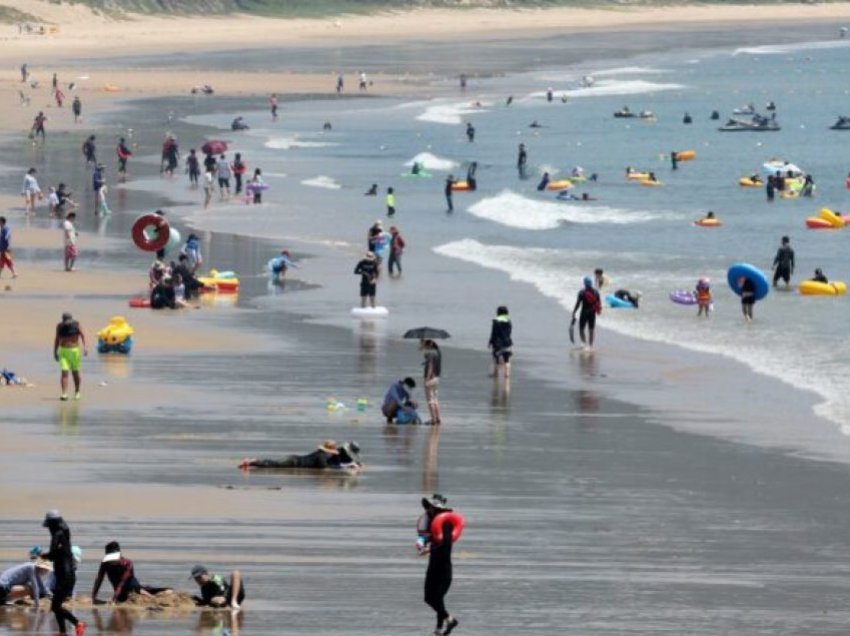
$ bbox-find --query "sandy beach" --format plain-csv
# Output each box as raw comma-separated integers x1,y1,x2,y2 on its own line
6,2,850,634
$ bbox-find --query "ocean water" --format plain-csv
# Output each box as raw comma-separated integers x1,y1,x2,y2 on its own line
120,36,850,453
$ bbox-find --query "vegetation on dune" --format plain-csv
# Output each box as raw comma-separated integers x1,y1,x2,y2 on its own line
7,0,839,20
0,4,40,21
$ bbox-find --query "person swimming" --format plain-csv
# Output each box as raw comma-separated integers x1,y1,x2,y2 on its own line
365,184,378,196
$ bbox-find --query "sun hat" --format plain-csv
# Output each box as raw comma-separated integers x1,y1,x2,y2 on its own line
340,441,361,462
190,564,208,579
42,510,61,527
317,440,339,454
421,493,449,511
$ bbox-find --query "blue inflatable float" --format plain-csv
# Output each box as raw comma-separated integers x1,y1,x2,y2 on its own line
605,294,636,309
727,263,769,301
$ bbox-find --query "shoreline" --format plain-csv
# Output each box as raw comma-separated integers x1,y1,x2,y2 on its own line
5,14,850,635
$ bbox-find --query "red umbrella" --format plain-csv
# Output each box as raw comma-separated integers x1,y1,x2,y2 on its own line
202,140,228,155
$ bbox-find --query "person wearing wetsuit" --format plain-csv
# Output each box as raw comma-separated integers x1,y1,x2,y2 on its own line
422,496,459,636
537,172,550,191
571,276,601,348
92,541,171,603
240,440,361,469
54,312,87,401
771,235,795,288
444,175,454,212
466,162,478,191
488,305,513,379
354,252,379,308
41,511,85,636
465,123,475,142
517,143,527,179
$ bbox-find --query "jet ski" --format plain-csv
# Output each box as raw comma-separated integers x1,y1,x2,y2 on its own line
718,116,780,132
613,107,635,118
732,103,756,116
830,116,850,130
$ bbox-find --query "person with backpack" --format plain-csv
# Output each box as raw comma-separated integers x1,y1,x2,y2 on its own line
571,276,602,349
388,226,405,277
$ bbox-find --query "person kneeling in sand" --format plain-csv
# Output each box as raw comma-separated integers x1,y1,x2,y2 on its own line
239,440,362,471
92,541,172,604
150,276,186,310
190,565,244,610
382,377,421,424
0,559,53,605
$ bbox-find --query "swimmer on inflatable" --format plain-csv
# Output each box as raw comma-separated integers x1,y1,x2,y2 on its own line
239,440,361,471
557,191,595,201
613,289,641,308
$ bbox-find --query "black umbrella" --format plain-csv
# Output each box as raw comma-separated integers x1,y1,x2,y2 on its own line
403,327,451,340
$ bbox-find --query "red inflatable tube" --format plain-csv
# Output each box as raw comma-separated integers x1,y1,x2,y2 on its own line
430,511,465,544
132,214,170,252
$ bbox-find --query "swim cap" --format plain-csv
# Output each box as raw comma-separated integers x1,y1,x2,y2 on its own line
583,276,592,287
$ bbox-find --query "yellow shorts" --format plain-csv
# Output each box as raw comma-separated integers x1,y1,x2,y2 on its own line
58,346,81,372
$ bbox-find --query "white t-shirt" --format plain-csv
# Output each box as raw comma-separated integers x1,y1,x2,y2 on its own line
23,173,40,195
204,172,213,191
62,220,76,247
48,191,59,209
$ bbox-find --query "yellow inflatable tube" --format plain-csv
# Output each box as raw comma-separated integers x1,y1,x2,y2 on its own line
798,280,847,295
97,316,135,345
639,179,663,187
546,180,574,191
818,208,845,228
626,172,650,180
675,150,696,161
739,177,763,187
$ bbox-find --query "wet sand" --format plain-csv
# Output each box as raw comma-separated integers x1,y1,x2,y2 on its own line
6,13,850,636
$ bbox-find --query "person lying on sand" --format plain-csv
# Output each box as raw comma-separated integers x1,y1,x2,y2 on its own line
239,440,362,471
92,541,172,604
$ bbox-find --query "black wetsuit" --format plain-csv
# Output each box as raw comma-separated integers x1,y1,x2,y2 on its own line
488,318,512,361
355,259,378,297
445,179,454,212
772,245,795,284
43,521,80,633
246,449,349,469
424,519,454,627
575,287,601,331
517,148,527,178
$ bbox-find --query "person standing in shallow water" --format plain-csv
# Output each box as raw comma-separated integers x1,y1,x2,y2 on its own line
517,143,527,179
488,305,513,379
422,339,442,425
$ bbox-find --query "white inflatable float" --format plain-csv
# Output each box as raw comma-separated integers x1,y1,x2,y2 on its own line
351,306,389,319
